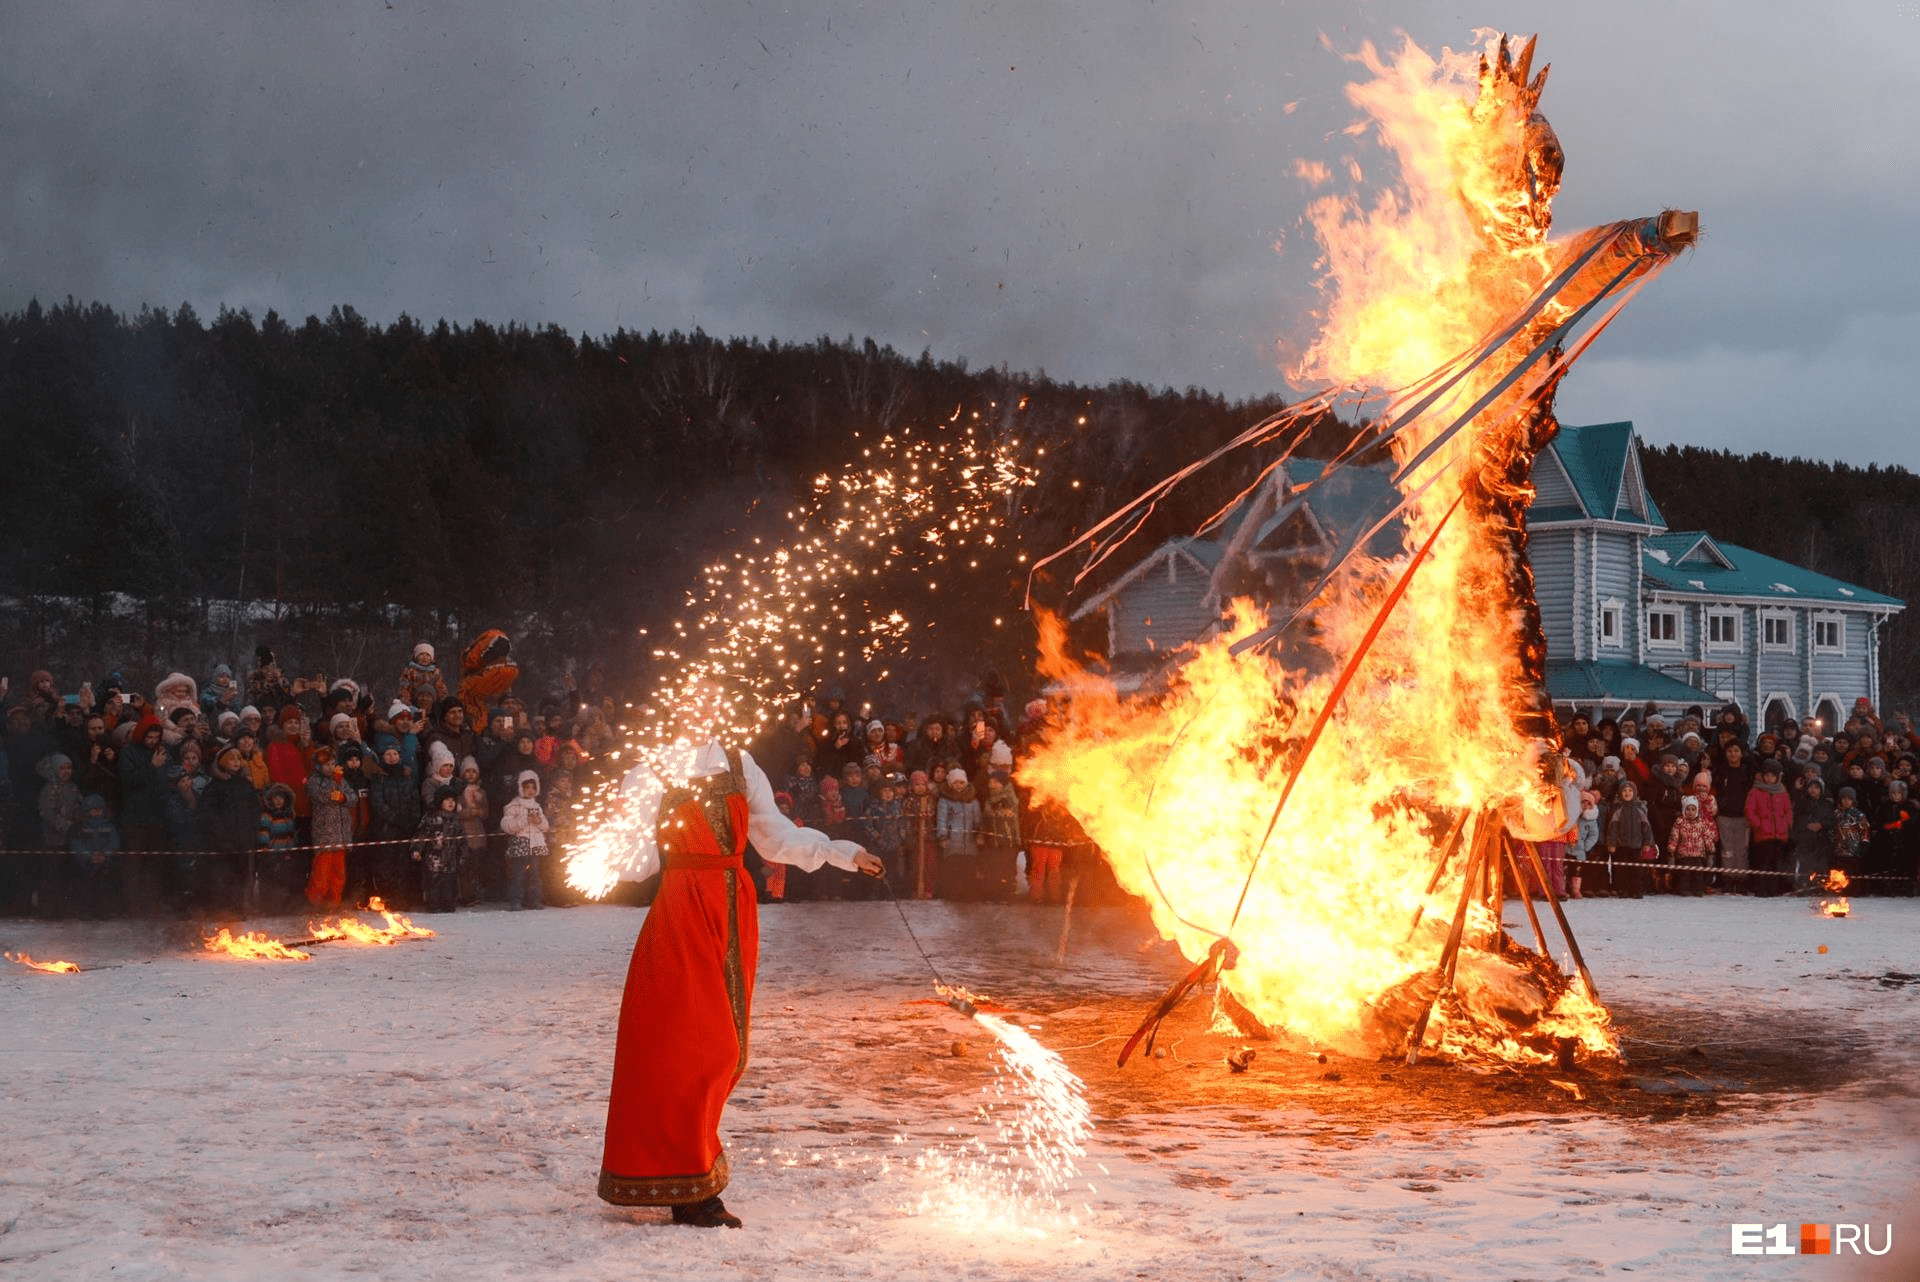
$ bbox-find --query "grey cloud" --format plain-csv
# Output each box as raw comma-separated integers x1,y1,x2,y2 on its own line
1,0,1914,468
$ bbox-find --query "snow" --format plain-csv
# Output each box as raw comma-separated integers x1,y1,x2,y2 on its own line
4,897,1918,1280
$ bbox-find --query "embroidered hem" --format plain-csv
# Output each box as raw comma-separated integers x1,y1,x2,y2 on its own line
597,1149,729,1206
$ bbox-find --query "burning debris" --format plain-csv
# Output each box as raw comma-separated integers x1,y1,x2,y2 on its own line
300,897,437,947
202,927,313,962
1027,33,1697,1070
1816,870,1852,918
5,951,81,974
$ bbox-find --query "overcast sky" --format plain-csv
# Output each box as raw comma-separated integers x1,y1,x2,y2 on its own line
4,1,1915,469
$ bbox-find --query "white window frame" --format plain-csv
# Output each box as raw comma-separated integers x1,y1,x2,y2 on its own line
1598,596,1623,649
1760,609,1794,654
1705,608,1741,652
1646,607,1682,649
1812,611,1846,656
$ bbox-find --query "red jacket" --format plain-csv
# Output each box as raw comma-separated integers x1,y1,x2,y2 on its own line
1744,783,1794,844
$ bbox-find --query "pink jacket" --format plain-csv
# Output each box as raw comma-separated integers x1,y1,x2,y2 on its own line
1744,784,1794,844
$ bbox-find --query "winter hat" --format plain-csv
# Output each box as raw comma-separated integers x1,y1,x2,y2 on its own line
240,705,261,723
1681,795,1700,813
516,769,540,794
909,769,929,787
433,784,460,808
36,753,73,780
372,732,400,756
866,720,885,737
1758,759,1783,778
328,713,355,740
1838,786,1857,803
946,768,968,786
819,776,840,793
168,706,196,725
1601,755,1621,772
773,790,793,810
1692,771,1713,790
459,754,480,775
217,710,240,733
387,700,415,722
428,740,456,773
414,642,435,663
278,704,305,727
989,740,1014,768
329,678,359,698
1619,738,1639,755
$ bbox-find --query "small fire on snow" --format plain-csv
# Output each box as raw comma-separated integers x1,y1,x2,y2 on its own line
202,928,312,962
305,897,436,946
1818,870,1850,918
5,951,81,974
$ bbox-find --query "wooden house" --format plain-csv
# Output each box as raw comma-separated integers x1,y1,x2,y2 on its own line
1074,422,1902,732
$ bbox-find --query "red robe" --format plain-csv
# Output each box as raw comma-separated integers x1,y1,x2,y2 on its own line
598,767,757,1206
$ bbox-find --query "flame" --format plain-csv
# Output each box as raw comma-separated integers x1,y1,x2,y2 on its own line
203,927,312,962
305,897,436,946
1025,33,1630,1066
6,951,81,974
1817,869,1850,917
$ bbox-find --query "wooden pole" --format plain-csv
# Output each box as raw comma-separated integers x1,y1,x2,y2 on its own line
1405,809,1471,942
1053,874,1081,965
1500,835,1551,962
1405,811,1491,1065
1518,838,1600,1000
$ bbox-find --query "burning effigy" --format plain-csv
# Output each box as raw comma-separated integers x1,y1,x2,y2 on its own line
1025,34,1696,1068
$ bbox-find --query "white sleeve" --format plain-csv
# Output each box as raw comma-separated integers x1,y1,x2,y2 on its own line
741,750,864,872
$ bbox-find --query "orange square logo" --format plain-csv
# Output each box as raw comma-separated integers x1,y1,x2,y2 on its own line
1801,1223,1831,1255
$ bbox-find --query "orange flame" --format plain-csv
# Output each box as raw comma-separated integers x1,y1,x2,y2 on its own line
202,927,312,962
1026,33,1624,1066
305,898,436,946
5,951,81,974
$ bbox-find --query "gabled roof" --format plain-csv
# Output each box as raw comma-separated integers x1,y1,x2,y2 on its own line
1545,659,1715,705
1534,422,1667,528
1266,459,1404,559
1642,532,1902,608
1070,536,1218,619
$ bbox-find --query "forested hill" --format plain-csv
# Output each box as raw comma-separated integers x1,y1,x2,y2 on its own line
0,299,1335,695
0,298,1911,708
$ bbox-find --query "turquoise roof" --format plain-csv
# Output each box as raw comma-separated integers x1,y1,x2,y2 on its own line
1545,659,1711,705
1643,532,1901,607
1270,458,1405,559
1543,422,1666,527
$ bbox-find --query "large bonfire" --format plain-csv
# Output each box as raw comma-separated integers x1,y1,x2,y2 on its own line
1024,33,1696,1066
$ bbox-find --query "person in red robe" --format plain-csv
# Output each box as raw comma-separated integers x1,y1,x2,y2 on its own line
598,729,881,1228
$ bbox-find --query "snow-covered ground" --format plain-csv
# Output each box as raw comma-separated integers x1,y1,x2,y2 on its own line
3,895,1917,1281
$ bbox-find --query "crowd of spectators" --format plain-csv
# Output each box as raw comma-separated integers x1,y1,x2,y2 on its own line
6,647,1911,921
0,646,623,919
1543,697,1920,899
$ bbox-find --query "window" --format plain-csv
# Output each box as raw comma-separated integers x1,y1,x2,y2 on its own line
1599,597,1623,648
1761,611,1793,652
1647,609,1680,647
1706,609,1740,650
1813,613,1845,654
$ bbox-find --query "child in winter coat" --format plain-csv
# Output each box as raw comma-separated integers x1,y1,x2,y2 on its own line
412,786,465,912
936,769,982,899
1744,759,1795,897
860,775,907,886
1667,794,1717,896
397,643,449,712
368,741,422,906
305,747,355,908
1568,789,1600,899
1601,780,1655,898
764,792,795,901
978,770,1022,901
499,770,549,910
37,753,82,849
902,770,939,899
256,782,301,912
1830,787,1871,874
68,793,122,919
456,756,489,903
783,758,821,828
421,740,459,807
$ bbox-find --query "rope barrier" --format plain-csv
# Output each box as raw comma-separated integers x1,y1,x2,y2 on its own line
0,834,519,859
